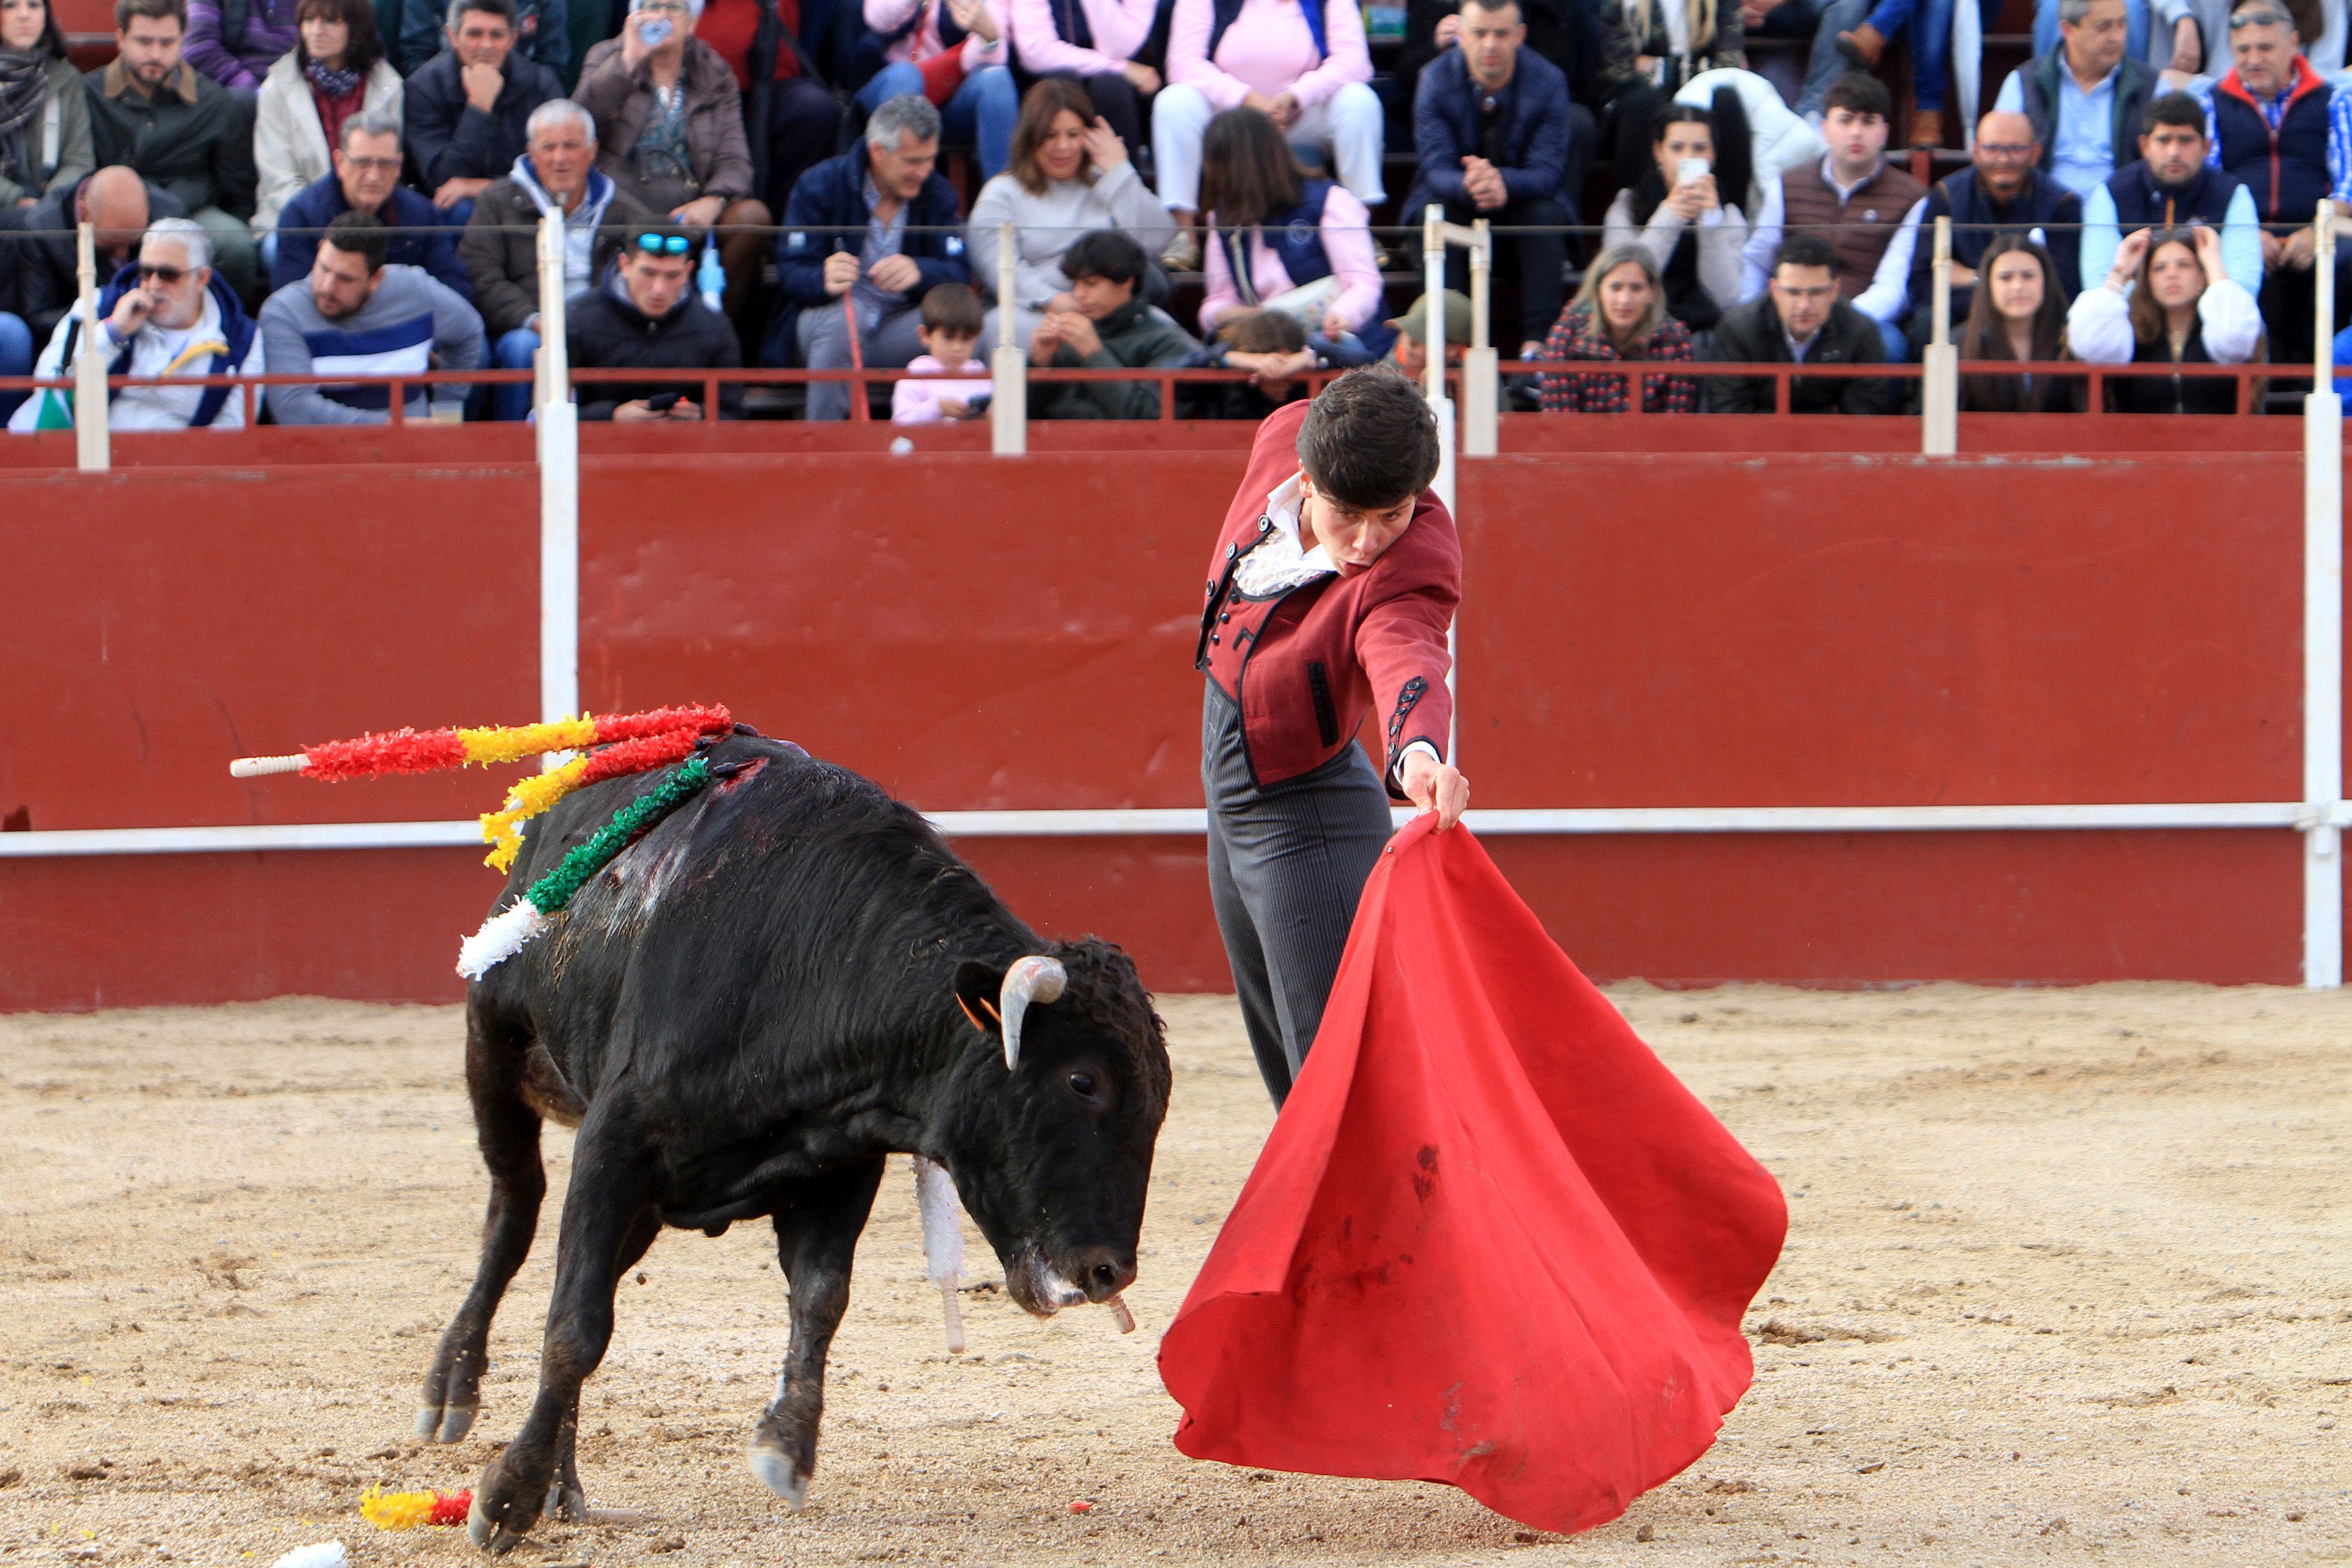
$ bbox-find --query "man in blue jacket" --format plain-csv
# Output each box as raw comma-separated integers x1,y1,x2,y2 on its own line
403,0,566,222
1407,0,1586,356
769,92,970,419
271,112,476,299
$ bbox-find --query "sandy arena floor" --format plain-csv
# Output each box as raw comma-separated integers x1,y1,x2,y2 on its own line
1,984,2347,1567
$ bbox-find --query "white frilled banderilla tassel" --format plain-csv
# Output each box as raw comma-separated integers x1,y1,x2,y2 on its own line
912,1156,968,1354
455,897,549,980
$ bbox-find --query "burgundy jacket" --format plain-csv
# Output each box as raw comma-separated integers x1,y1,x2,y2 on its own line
1196,402,1461,794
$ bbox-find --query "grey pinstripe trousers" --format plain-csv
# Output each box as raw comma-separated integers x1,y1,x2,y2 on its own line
1202,682,1395,1109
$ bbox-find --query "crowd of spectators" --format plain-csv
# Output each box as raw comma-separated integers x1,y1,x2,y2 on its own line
0,0,2343,427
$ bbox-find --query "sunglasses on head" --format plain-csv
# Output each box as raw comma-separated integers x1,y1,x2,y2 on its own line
2229,7,2291,25
136,262,191,283
636,233,692,254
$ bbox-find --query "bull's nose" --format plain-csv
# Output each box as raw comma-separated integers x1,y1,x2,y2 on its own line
1067,1245,1136,1303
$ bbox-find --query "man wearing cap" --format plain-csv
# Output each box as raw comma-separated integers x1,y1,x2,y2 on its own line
1385,288,1473,382
2189,0,2352,364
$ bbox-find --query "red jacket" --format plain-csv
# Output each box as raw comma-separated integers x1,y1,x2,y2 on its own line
1196,401,1460,793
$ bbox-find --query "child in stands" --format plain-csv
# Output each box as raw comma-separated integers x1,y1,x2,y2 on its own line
892,281,993,424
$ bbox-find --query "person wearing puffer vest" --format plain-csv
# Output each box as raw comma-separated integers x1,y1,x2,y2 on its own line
2079,90,2261,293
9,216,264,432
1993,0,2158,197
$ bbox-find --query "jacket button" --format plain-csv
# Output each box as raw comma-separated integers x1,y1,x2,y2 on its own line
1219,612,1229,623
1225,543,1238,560
1210,633,1220,645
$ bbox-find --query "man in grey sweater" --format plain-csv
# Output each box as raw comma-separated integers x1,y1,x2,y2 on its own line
259,211,485,424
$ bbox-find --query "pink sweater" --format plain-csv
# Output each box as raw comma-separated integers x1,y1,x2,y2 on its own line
1166,0,1371,109
862,0,1008,69
1011,0,1158,74
892,355,992,423
1200,184,1383,333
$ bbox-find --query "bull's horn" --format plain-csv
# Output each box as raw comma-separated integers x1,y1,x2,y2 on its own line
999,955,1067,1070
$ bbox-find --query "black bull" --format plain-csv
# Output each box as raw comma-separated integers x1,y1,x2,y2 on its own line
412,736,1173,1552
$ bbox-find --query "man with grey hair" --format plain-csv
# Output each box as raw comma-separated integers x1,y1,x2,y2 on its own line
461,98,661,419
769,94,971,420
403,0,565,220
9,215,268,432
1996,0,2161,196
270,110,474,297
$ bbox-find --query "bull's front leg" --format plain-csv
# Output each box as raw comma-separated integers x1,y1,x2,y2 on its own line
748,1157,886,1510
468,1113,651,1553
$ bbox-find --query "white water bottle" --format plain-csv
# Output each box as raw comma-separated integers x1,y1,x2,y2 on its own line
698,237,724,314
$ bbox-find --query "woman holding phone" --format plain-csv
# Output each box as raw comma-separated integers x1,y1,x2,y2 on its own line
1601,103,1746,341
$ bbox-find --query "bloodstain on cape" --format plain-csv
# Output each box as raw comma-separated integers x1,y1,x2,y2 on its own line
1157,817,1788,1535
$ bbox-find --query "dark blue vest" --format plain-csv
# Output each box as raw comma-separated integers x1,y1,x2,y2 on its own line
1054,0,1093,48
2212,70,2335,222
2106,160,2241,234
1221,181,1397,356
1207,0,1325,67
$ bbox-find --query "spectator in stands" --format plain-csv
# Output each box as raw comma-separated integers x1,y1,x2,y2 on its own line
1603,102,1747,341
776,94,969,419
967,76,1172,350
857,0,1018,179
1385,285,1468,379
272,112,473,296
2191,0,2351,365
574,0,771,317
1822,0,1957,148
1152,0,1383,271
1538,240,1697,409
1994,0,2159,198
2069,221,2261,408
398,0,567,74
1956,231,2082,409
1905,109,2081,342
1740,72,1922,361
568,222,743,416
1595,0,1743,185
0,0,93,211
892,277,989,420
1182,305,1328,417
1011,0,1168,153
9,214,264,430
254,0,399,232
1399,0,1601,116
463,98,656,418
86,0,260,297
1409,0,1585,360
183,0,298,95
260,208,485,422
405,0,566,222
1705,230,1890,411
694,0,846,217
2082,91,2260,293
1029,225,1195,414
2,168,182,346
1197,106,1389,358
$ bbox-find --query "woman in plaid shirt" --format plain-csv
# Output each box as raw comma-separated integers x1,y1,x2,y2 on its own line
1538,244,1698,413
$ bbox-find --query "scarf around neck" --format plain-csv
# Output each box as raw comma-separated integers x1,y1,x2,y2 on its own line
305,55,362,99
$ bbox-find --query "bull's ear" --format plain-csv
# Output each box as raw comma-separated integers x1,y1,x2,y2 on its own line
952,959,1006,1036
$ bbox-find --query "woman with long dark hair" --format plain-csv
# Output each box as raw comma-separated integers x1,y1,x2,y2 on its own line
2068,224,2262,414
1538,242,1697,412
0,0,89,210
1197,105,1389,358
254,0,401,229
1601,102,1746,340
1956,233,2080,413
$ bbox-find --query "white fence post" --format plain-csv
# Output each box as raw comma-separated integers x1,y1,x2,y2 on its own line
1921,214,1957,456
536,210,580,740
990,218,1025,453
2304,209,2345,988
1461,218,1498,456
73,221,108,471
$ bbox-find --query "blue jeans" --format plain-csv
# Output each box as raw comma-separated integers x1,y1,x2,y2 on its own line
490,327,539,422
0,309,33,425
1876,315,1909,363
2033,0,2149,59
856,61,1018,178
1855,0,1960,110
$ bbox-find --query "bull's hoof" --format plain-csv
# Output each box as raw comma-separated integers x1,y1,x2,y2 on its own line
746,1444,809,1511
417,1401,477,1443
545,1480,588,1523
468,1454,541,1553
465,1494,497,1549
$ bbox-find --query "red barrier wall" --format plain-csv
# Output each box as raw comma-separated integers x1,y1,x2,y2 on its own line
0,445,2333,1010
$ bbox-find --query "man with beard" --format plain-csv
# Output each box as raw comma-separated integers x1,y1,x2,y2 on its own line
2081,90,2260,292
1905,111,2082,339
258,208,483,424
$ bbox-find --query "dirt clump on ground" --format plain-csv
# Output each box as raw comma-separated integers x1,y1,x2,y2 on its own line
1,983,2346,1566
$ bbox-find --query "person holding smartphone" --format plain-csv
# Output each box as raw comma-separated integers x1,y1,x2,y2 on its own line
566,224,744,419
1600,100,1746,340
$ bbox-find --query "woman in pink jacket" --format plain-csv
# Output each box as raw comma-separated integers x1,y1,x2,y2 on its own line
857,0,1019,175
1150,0,1383,269
1010,0,1168,154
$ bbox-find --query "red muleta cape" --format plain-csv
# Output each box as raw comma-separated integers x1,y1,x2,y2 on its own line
1157,819,1787,1535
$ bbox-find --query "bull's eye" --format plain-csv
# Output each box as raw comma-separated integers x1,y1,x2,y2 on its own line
1067,1071,1098,1099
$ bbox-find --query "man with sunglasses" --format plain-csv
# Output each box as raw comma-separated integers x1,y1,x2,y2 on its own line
1905,110,2082,341
9,214,264,431
565,223,743,418
2189,0,2352,366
